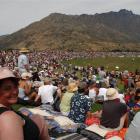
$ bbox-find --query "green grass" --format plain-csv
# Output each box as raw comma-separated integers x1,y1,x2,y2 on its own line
12,104,33,111
91,103,103,112
63,57,140,72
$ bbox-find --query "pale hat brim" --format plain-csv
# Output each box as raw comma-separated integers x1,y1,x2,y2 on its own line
67,82,78,92
21,72,32,80
107,93,119,100
67,87,78,92
106,88,119,100
0,67,17,80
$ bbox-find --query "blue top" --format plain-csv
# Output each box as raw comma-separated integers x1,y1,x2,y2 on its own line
68,93,91,123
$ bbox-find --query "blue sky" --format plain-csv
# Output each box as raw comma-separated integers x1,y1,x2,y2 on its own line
0,0,140,35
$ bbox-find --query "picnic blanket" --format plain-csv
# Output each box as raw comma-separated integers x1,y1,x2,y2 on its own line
81,124,127,140
19,105,81,133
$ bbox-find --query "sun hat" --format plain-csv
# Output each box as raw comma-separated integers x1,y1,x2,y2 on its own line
0,67,16,80
106,88,119,100
19,47,30,53
67,82,78,92
21,72,32,80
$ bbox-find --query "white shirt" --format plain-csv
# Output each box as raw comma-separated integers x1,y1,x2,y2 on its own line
38,84,57,104
118,94,125,103
18,54,29,69
99,70,106,81
98,88,125,103
98,88,108,100
89,89,96,99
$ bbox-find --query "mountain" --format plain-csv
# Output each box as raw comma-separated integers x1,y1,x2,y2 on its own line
0,9,140,51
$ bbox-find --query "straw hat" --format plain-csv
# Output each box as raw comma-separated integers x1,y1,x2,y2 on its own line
19,47,30,53
106,88,119,100
67,82,78,92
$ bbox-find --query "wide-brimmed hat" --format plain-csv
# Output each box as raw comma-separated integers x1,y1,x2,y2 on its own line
106,88,119,100
67,82,78,92
0,67,17,80
21,72,32,80
19,47,30,53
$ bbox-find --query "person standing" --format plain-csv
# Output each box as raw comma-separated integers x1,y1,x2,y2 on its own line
18,48,30,74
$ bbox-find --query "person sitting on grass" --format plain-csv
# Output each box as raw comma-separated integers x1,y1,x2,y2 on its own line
133,88,140,110
128,88,140,122
18,72,37,101
100,88,128,130
85,88,128,139
68,81,91,123
86,88,128,130
125,112,140,140
60,82,78,116
0,67,50,140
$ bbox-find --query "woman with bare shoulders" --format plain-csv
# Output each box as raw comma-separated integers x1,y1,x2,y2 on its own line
0,67,50,140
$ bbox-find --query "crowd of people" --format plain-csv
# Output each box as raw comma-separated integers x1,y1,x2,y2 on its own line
0,49,140,70
0,48,140,140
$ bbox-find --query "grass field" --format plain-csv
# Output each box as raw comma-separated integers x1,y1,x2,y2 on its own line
64,57,140,72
